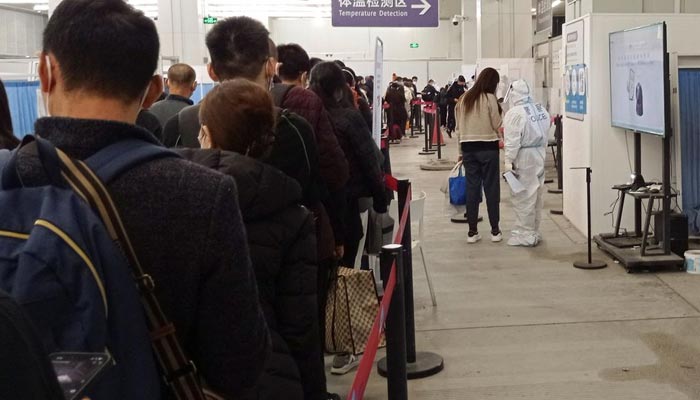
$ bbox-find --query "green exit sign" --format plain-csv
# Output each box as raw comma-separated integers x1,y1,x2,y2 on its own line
409,42,419,49
203,16,218,24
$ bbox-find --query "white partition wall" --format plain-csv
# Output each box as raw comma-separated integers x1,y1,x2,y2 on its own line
562,13,700,236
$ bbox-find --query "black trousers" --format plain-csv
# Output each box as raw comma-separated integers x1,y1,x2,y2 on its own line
462,148,501,234
447,103,456,131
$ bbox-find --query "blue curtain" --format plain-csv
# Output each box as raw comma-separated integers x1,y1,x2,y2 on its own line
5,81,39,138
678,69,700,234
191,83,216,104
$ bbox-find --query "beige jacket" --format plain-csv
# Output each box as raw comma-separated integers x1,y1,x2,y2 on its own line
456,93,503,143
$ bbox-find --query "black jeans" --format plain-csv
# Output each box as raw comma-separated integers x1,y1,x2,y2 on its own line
447,103,456,131
462,147,501,234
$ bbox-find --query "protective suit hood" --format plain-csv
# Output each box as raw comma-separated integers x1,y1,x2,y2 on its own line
504,79,532,106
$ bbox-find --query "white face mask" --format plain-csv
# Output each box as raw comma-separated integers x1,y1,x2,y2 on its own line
139,82,151,109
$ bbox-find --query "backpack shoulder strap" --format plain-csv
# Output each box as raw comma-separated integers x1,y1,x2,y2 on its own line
86,140,180,183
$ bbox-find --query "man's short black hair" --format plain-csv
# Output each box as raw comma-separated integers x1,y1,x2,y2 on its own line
412,76,418,80
43,0,159,103
277,44,310,82
167,63,196,86
458,75,466,83
206,16,270,81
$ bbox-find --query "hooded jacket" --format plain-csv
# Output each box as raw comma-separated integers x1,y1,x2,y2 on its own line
178,149,326,400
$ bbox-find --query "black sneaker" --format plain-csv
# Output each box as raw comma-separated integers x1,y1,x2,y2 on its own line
327,393,341,400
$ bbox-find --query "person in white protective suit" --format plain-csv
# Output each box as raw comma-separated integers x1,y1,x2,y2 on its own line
503,80,551,247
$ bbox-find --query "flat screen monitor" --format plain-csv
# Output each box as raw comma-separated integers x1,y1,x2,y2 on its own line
609,22,667,136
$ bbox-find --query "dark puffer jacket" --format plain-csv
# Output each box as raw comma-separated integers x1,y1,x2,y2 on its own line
178,149,326,400
271,84,349,191
329,108,386,208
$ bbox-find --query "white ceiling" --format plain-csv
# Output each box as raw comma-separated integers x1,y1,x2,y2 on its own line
1,0,563,19
0,0,334,18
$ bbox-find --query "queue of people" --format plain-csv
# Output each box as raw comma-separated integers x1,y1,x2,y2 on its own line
0,1,389,400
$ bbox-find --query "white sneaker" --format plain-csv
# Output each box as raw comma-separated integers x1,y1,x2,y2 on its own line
467,233,482,244
331,354,360,375
491,232,503,243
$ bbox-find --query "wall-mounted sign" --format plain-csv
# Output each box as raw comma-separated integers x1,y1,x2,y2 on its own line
565,19,584,66
536,0,552,33
203,16,218,24
565,63,587,120
409,42,419,48
332,0,439,28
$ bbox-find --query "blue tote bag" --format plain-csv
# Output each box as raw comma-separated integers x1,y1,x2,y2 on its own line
449,163,467,206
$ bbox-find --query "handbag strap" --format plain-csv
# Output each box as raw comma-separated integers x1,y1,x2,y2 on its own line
53,149,209,400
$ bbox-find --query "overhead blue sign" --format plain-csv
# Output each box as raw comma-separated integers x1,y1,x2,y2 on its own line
332,0,439,28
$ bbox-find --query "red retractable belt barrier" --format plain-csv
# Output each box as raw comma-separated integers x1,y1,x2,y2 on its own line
346,174,411,400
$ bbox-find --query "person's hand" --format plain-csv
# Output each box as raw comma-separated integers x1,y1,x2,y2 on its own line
334,245,345,260
457,155,463,163
504,162,514,172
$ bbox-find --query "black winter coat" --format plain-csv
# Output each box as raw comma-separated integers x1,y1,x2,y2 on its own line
178,149,326,400
329,107,387,210
0,290,64,400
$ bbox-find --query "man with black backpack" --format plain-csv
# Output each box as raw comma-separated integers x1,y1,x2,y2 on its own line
0,1,270,398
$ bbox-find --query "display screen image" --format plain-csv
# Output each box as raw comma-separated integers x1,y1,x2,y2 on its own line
51,352,111,400
609,22,666,135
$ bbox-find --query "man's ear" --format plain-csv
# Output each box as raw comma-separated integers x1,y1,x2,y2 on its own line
142,75,164,109
38,52,56,93
207,63,219,82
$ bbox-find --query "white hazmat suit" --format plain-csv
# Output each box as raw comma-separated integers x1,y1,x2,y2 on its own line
503,80,551,247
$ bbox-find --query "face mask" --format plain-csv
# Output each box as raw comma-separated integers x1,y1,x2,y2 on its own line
139,82,151,109
39,55,52,118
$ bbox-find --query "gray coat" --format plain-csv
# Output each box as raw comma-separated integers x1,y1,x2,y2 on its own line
16,117,271,399
149,94,194,128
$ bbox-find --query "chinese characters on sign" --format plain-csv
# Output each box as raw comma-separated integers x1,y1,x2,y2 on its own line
333,0,438,27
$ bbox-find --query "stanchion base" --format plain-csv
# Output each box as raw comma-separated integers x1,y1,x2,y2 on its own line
377,352,445,380
573,260,607,270
450,214,483,224
545,179,554,184
420,159,455,171
419,149,437,155
548,188,563,194
550,209,564,215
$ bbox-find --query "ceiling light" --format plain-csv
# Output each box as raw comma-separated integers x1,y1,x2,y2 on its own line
33,4,48,11
552,0,562,6
531,7,536,12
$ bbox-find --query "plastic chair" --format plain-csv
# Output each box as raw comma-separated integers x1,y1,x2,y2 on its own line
411,191,437,307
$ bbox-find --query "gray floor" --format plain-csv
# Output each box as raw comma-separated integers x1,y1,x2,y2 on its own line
326,132,700,399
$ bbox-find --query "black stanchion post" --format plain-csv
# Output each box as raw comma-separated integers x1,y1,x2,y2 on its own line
397,180,416,362
573,167,607,270
419,107,436,155
550,116,564,215
378,244,408,400
436,112,443,160
378,179,444,379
